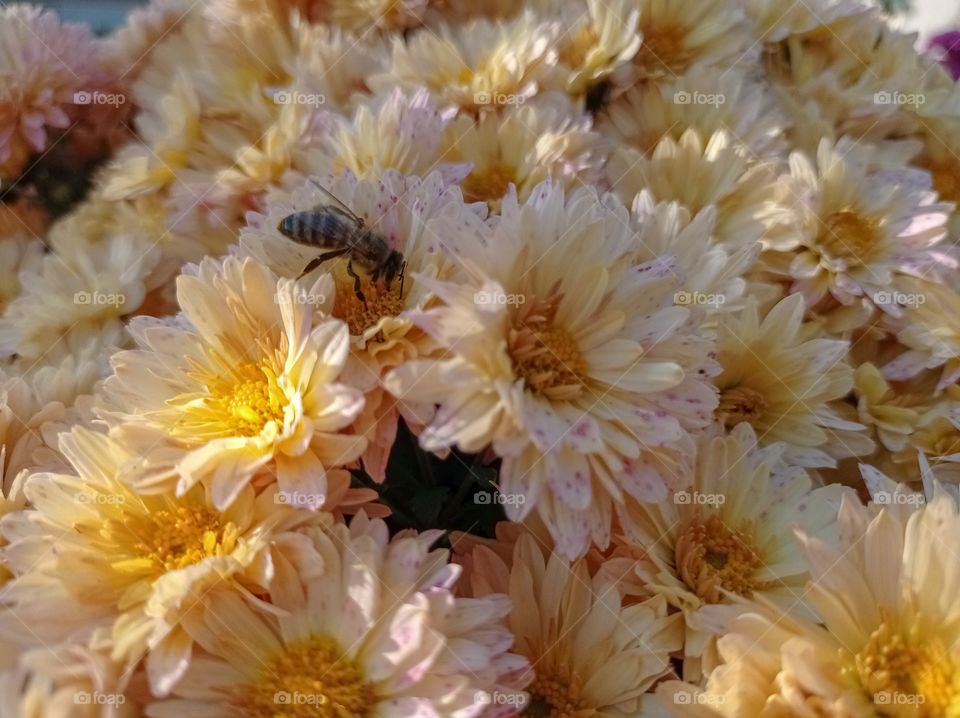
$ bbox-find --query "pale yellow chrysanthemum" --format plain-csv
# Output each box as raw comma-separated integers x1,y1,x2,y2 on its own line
386,182,719,558
460,530,683,716
761,137,952,316
441,93,606,207
714,294,872,468
0,640,141,718
101,0,194,82
664,485,960,717
883,277,960,390
0,426,337,696
305,89,466,184
240,170,487,479
618,423,843,675
606,130,798,251
368,12,558,112
628,0,754,81
540,0,641,97
0,230,160,365
147,514,527,718
599,66,789,158
97,256,367,509
630,192,759,317
765,12,940,153
891,413,960,486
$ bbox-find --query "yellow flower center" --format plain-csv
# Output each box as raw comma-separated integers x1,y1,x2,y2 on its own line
716,385,768,428
239,635,376,718
132,506,236,573
819,209,880,264
508,288,587,400
174,359,290,440
460,162,517,204
522,672,590,718
559,25,599,70
333,274,405,341
635,24,693,76
675,514,765,603
853,616,960,716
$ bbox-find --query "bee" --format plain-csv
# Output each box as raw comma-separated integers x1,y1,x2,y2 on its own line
277,181,405,304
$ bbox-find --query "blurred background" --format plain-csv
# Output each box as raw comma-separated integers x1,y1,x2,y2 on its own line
36,0,960,41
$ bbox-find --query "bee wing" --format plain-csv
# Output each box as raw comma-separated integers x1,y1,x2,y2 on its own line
307,178,365,227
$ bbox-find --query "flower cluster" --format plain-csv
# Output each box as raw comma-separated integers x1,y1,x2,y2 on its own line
2,0,960,715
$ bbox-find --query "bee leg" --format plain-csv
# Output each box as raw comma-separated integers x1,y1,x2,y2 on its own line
347,260,366,305
300,248,349,278
398,261,407,298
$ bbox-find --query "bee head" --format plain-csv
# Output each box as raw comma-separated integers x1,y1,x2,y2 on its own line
382,251,405,286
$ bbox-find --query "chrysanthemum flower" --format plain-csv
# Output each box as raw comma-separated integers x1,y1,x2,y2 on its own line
386,182,719,558
761,137,952,316
0,4,103,178
542,0,641,97
460,530,683,716
628,0,753,81
599,66,788,158
146,514,527,717
0,231,160,365
101,0,193,83
618,423,842,675
368,12,558,112
713,294,871,468
306,89,466,184
97,256,367,509
745,0,870,42
241,170,488,479
607,130,797,251
663,484,960,716
0,426,339,695
440,94,606,207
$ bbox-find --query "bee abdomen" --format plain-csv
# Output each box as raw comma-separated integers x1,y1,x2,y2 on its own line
279,211,351,247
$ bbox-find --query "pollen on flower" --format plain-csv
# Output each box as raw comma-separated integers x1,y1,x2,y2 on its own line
460,162,517,203
818,209,881,263
675,514,765,603
522,670,589,718
852,614,960,715
131,506,236,573
634,24,694,76
240,635,376,718
184,360,290,438
333,273,405,340
717,385,768,427
508,287,587,400
917,156,960,203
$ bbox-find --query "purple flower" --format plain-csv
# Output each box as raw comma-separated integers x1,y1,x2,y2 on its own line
929,30,960,79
